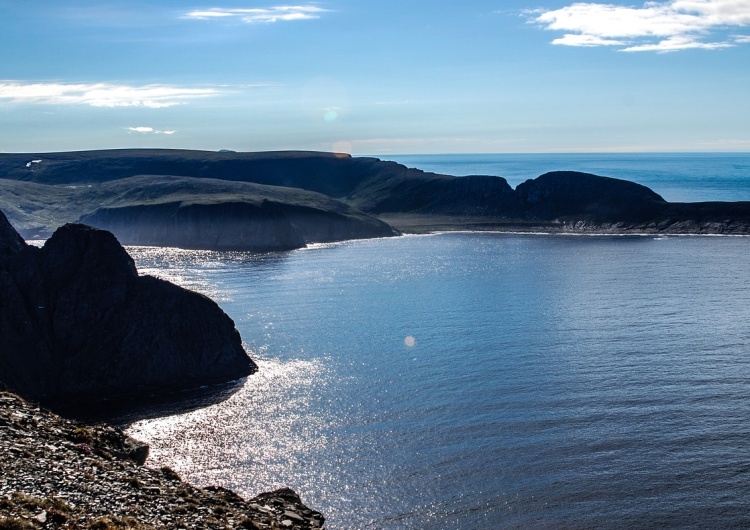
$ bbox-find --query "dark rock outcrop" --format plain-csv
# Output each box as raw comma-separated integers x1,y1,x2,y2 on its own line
0,210,25,265
512,171,750,233
0,210,256,405
515,171,667,221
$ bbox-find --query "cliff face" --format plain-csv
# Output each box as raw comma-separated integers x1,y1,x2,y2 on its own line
0,210,256,405
0,172,400,247
3,149,750,237
80,196,399,251
81,200,308,251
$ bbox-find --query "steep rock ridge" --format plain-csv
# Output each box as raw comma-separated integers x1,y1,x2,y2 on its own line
0,209,25,264
0,210,256,405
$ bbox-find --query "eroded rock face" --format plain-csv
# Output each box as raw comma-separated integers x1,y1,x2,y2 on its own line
81,200,308,251
80,198,399,251
0,211,256,405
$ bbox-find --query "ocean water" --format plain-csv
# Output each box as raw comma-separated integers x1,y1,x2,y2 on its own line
125,155,750,529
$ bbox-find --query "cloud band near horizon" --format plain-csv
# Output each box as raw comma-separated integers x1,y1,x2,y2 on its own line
0,82,220,108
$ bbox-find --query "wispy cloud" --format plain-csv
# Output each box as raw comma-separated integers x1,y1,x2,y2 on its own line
0,82,219,108
183,5,328,24
530,0,750,52
127,127,176,135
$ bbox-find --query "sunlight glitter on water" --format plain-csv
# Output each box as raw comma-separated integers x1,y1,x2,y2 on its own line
127,245,238,302
126,356,334,496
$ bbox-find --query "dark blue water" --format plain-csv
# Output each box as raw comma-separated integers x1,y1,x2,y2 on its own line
126,154,750,529
383,153,750,203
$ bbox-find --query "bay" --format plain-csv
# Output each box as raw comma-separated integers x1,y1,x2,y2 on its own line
125,153,750,529
127,232,750,529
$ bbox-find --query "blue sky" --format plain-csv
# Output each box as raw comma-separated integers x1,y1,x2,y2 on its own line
1,0,749,154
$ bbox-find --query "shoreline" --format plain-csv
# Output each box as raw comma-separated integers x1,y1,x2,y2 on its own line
378,213,750,237
0,391,325,529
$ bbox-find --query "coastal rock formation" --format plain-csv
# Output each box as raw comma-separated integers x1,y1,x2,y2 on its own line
82,200,308,251
0,210,256,405
0,172,400,247
515,171,667,222
79,191,399,251
512,171,750,234
0,391,324,529
2,149,750,236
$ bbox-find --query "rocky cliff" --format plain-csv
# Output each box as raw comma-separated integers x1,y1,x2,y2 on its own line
2,149,750,236
81,200,308,251
0,210,256,406
512,171,750,233
0,173,399,248
0,391,324,529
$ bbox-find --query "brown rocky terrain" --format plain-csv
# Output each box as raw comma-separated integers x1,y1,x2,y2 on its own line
0,391,324,529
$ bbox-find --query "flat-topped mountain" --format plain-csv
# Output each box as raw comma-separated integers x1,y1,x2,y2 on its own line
2,149,750,239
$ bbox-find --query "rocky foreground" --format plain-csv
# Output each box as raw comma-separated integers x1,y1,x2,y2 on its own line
0,391,324,529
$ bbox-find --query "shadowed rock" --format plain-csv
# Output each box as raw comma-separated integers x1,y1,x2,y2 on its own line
2,149,750,236
0,211,256,407
515,171,667,221
82,200,308,251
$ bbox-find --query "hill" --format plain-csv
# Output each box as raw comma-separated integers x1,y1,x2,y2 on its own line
2,149,750,239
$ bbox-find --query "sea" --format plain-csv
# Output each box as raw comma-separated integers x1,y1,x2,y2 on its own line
125,153,750,529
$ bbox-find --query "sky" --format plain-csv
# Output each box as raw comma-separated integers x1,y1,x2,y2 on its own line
1,0,750,154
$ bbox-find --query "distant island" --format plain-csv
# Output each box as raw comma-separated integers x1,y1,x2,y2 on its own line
2,149,750,251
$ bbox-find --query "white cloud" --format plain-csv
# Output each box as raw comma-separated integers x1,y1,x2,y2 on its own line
127,127,176,135
183,5,328,24
531,0,750,52
551,34,626,46
622,34,733,51
0,82,219,107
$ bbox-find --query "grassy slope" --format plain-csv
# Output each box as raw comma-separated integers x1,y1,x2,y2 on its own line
0,175,382,238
